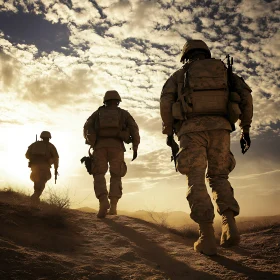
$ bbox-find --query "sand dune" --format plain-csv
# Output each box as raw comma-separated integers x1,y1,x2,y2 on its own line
0,190,279,280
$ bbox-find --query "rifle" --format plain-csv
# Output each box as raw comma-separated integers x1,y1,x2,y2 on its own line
55,170,59,184
226,54,236,131
167,134,179,172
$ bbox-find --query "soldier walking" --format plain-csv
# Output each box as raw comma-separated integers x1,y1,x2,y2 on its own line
83,90,140,218
25,131,59,206
160,40,253,255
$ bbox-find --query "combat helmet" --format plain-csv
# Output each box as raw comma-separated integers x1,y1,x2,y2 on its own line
103,90,122,103
180,40,211,63
40,131,51,139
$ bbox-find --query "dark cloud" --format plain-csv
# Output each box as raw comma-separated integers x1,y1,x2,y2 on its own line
60,0,73,10
88,0,107,19
0,11,70,53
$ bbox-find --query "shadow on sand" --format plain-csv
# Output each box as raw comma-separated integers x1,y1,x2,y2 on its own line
104,218,216,280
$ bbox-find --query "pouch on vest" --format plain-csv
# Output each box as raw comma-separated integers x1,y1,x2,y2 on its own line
172,102,185,120
183,59,229,116
118,129,132,144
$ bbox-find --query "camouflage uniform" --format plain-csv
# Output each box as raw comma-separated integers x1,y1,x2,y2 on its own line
160,59,253,224
25,139,59,203
84,106,140,201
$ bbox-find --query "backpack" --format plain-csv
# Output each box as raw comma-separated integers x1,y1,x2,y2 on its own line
98,107,121,130
174,59,229,118
29,141,49,157
95,107,123,138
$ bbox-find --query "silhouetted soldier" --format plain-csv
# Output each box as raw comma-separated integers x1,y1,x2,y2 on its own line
160,40,253,255
25,131,59,206
83,90,140,218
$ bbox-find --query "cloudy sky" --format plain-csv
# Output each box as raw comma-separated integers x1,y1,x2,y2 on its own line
0,0,279,216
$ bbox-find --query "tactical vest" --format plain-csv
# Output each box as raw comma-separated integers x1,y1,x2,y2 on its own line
173,59,230,119
96,107,122,138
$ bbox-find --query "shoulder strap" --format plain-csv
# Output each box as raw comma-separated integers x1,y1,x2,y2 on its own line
177,62,193,114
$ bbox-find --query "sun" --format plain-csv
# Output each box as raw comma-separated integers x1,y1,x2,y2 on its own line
0,126,78,187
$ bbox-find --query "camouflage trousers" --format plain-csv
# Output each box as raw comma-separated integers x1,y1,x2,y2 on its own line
91,147,127,199
30,164,51,199
177,129,240,223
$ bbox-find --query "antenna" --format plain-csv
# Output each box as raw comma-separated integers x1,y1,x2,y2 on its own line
36,134,37,141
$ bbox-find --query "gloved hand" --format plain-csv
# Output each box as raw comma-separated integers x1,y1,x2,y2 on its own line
240,132,251,154
166,135,173,147
132,149,138,161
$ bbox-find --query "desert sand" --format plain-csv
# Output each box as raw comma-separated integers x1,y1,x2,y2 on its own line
0,190,279,280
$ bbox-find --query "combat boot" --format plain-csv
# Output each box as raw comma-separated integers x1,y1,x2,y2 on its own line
30,194,40,208
97,195,110,218
220,210,240,247
194,223,217,256
108,197,118,215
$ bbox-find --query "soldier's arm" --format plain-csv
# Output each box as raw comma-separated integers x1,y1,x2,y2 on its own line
160,74,177,135
25,144,33,159
126,112,140,151
50,144,59,169
233,74,253,133
83,111,98,145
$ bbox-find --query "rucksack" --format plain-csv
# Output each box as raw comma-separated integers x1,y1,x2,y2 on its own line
29,141,49,157
174,59,229,118
98,107,121,130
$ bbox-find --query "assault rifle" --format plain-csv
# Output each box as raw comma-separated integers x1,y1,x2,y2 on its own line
55,170,59,184
226,54,236,131
167,134,179,172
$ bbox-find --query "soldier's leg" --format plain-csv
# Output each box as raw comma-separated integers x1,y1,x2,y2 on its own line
92,148,109,198
31,181,46,206
30,165,49,207
91,148,110,218
108,148,127,215
178,132,216,255
207,129,240,247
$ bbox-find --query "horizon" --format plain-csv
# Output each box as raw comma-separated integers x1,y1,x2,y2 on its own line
0,0,279,217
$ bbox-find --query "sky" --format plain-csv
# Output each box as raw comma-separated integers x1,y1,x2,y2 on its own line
0,0,279,217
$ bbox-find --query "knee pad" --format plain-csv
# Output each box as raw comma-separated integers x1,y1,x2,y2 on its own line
176,149,190,175
110,161,127,177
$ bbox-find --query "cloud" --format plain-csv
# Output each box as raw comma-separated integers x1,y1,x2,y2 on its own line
0,0,279,189
236,0,280,19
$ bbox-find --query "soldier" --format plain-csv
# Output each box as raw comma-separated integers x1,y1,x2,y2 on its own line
83,90,140,218
25,131,59,206
160,40,253,255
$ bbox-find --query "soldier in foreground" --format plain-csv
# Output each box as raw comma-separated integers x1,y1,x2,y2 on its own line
83,90,140,218
25,131,59,206
160,40,253,255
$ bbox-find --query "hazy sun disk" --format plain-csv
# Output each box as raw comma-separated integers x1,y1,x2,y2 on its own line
0,126,77,187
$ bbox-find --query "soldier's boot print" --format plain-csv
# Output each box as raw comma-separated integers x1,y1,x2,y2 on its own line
220,210,240,247
108,197,118,215
194,223,217,256
97,195,110,218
